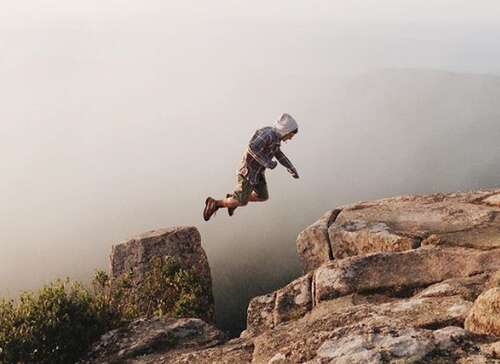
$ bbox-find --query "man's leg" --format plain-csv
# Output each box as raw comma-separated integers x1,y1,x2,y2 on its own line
227,175,268,206
216,196,241,208
248,175,269,203
248,191,268,202
203,175,268,221
207,191,264,220
204,175,250,220
216,189,266,209
204,195,240,221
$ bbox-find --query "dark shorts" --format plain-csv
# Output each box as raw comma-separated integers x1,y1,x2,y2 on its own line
231,174,269,205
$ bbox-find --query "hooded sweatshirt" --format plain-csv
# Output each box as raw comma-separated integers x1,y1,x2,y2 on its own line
237,114,298,185
274,113,299,137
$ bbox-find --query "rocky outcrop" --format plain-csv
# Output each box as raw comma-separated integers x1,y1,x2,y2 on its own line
244,246,500,334
242,188,500,363
110,226,215,323
83,189,500,363
297,189,500,273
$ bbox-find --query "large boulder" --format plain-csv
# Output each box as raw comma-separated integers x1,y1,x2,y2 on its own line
297,189,500,273
465,288,500,337
110,226,215,323
244,189,500,363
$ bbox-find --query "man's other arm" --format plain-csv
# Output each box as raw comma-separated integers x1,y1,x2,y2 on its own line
275,148,299,178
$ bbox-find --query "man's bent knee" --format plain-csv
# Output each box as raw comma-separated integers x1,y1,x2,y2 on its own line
250,191,268,202
228,197,244,207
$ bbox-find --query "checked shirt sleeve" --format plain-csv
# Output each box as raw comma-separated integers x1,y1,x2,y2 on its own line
248,130,276,169
275,148,296,172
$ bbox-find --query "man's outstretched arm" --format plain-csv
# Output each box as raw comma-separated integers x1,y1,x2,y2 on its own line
275,148,299,178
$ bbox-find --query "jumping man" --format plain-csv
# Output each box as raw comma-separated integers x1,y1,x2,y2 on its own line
203,113,299,221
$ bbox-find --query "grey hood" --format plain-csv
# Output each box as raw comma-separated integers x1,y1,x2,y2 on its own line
274,113,299,137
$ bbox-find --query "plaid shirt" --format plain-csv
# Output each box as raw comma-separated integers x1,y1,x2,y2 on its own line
238,127,296,185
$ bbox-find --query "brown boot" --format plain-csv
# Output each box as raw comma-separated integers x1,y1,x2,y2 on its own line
203,197,219,221
226,194,237,216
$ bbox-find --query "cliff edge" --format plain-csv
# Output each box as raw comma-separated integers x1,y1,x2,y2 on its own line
83,189,500,363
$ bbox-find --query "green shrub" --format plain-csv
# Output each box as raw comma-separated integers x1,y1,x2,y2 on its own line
105,256,209,321
0,256,209,363
0,279,120,364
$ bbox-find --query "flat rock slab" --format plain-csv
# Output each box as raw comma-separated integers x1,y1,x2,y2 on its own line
329,219,421,259
416,274,491,301
377,295,473,329
79,317,226,363
310,328,434,364
314,246,500,305
297,189,500,272
161,338,254,364
484,193,500,207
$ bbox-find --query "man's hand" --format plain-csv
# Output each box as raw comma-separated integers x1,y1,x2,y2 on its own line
268,160,278,170
287,168,300,179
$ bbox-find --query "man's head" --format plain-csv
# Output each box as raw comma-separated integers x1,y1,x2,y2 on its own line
274,113,298,141
282,129,298,142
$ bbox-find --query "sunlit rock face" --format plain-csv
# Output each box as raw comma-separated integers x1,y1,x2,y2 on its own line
297,189,500,273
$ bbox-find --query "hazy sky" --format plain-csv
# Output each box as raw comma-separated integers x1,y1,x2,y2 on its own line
1,0,500,310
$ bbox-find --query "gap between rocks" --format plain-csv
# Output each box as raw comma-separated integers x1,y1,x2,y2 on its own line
325,208,342,260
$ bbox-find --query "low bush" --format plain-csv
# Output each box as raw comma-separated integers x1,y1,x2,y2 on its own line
0,279,120,364
0,256,208,363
